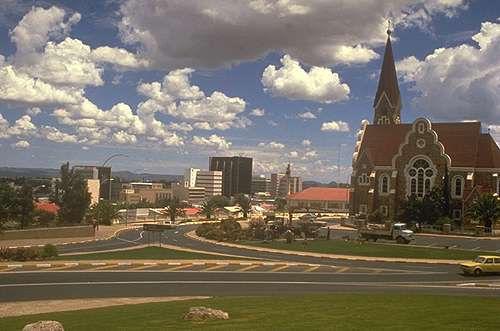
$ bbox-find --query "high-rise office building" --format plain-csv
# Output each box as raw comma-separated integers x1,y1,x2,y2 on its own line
209,156,252,197
252,175,271,194
195,170,223,197
73,165,112,200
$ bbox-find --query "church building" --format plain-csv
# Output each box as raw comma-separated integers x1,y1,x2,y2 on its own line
350,29,500,223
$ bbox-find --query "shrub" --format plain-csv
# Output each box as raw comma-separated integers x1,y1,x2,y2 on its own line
196,223,219,237
368,211,384,224
11,247,39,261
33,209,56,227
436,216,453,226
41,244,58,258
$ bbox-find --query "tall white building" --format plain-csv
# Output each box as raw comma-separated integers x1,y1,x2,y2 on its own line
184,168,200,188
195,170,223,197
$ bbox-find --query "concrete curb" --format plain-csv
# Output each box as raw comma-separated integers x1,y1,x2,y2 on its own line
2,221,216,249
0,260,321,270
186,231,468,265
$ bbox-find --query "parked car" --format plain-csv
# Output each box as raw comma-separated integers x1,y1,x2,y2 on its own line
460,256,500,276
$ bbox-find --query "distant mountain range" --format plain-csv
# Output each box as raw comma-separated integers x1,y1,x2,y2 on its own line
0,167,183,182
302,180,349,189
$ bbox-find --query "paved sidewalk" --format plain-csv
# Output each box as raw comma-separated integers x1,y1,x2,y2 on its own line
0,224,130,248
0,296,210,318
187,231,469,265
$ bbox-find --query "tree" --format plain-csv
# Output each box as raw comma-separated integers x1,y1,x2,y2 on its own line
397,186,448,227
200,200,216,220
210,195,231,208
466,194,500,232
0,181,16,229
274,197,287,211
54,162,91,224
164,197,186,223
90,201,122,225
14,182,34,229
235,194,251,218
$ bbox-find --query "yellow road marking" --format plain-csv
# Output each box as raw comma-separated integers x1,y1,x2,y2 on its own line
270,265,289,272
203,264,228,271
304,266,320,272
92,264,120,270
336,267,350,273
46,264,78,271
165,264,193,271
237,264,261,272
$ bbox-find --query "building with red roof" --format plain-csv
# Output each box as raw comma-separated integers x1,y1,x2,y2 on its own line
350,29,500,223
35,202,59,215
287,187,349,212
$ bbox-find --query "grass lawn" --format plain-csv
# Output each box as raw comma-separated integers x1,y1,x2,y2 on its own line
56,247,243,260
1,294,499,330
241,239,492,260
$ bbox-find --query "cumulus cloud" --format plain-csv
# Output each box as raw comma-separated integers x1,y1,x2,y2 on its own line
262,55,350,103
112,130,137,144
288,151,299,158
250,108,265,117
297,111,316,120
301,139,312,147
26,107,41,116
258,141,285,149
117,0,467,69
11,140,30,149
397,20,500,124
40,126,78,143
137,68,249,130
192,134,231,150
167,122,193,132
5,115,37,138
321,120,350,132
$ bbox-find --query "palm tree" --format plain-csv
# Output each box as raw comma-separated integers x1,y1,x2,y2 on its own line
164,197,186,224
235,194,251,219
466,194,500,232
200,200,215,220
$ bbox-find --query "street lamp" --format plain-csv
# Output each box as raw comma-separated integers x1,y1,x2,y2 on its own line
101,154,128,200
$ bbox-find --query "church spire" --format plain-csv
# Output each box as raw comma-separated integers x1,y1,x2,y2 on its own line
373,25,401,125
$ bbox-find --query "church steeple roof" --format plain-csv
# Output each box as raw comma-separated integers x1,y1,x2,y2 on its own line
373,31,401,109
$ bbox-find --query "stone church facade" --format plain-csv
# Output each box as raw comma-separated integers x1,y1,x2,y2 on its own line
350,30,500,223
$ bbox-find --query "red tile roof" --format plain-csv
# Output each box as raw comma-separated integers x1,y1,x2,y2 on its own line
35,202,59,214
359,122,500,168
184,207,201,216
288,188,349,202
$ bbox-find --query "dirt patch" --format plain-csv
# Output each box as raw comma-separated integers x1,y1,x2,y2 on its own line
0,296,211,317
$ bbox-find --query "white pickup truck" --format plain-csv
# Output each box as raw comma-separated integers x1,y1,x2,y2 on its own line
358,223,414,244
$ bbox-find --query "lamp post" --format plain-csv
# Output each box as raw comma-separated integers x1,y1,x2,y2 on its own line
101,154,128,200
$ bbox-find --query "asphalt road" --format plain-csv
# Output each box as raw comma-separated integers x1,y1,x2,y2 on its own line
1,271,500,302
1,224,498,302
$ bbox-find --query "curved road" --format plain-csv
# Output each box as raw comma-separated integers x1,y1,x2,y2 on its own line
1,225,499,301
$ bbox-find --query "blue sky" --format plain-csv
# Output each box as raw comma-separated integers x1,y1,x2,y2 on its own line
1,0,499,182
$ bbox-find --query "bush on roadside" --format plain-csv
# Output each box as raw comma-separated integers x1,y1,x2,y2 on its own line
41,244,58,258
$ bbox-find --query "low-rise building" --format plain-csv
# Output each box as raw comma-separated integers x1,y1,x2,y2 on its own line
119,182,172,204
252,175,271,194
287,187,350,213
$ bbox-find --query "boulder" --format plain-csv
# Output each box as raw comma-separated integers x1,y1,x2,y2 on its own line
22,320,64,331
183,306,229,321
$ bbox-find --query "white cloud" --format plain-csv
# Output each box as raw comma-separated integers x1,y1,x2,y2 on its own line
6,115,37,137
397,21,500,124
118,0,467,69
258,141,285,149
192,134,231,150
288,151,299,158
11,140,30,149
303,150,318,159
26,107,41,116
91,46,149,69
250,108,265,117
301,139,312,147
321,120,350,132
267,120,278,127
262,55,350,103
112,130,137,144
40,126,78,143
297,111,316,120
137,68,248,130
167,122,193,132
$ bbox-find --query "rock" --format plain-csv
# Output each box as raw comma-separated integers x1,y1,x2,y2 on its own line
183,306,229,321
22,320,64,331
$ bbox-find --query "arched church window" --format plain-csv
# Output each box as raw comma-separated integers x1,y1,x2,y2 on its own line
452,176,464,198
407,158,435,197
379,175,389,194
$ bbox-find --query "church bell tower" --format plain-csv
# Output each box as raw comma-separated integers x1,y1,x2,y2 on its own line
373,27,402,125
